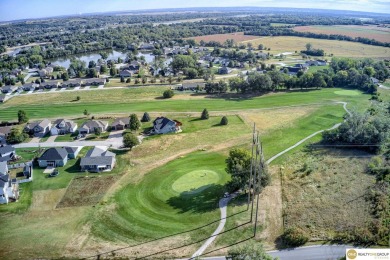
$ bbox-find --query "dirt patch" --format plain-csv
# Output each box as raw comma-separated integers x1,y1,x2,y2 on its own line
240,106,317,133
56,175,118,208
30,189,67,211
186,32,261,44
294,25,390,43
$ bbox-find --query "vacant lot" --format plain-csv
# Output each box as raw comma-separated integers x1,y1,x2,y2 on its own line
282,149,376,241
294,25,390,43
57,176,118,208
187,32,260,44
245,36,390,58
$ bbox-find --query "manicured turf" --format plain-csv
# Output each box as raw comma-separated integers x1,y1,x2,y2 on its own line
334,90,361,96
91,151,230,242
172,170,220,194
0,88,370,121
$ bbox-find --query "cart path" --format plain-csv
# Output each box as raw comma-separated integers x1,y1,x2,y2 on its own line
191,102,350,258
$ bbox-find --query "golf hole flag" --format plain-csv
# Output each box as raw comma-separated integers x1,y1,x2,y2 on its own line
346,248,390,260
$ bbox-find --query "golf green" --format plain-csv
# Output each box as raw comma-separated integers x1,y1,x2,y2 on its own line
172,170,220,194
334,90,360,96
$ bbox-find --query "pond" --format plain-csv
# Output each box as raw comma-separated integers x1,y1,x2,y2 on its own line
49,50,163,69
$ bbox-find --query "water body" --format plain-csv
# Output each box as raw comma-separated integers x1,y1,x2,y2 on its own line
50,50,158,69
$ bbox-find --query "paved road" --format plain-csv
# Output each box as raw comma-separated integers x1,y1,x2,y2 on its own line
191,102,351,258
190,245,350,260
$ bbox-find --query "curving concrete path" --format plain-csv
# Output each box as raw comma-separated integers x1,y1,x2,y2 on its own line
191,102,351,258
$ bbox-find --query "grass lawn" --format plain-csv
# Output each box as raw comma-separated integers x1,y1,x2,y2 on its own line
0,182,32,214
91,151,230,247
84,131,110,141
0,88,370,121
54,133,77,142
15,147,43,162
308,65,329,73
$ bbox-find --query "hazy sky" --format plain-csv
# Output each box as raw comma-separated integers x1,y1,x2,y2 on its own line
0,0,389,21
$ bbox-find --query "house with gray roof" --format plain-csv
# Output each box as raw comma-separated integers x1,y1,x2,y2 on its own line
0,126,12,144
61,79,82,88
38,147,70,167
1,85,18,94
40,80,60,89
111,117,130,131
78,120,108,134
82,78,106,86
22,83,39,91
0,145,16,162
0,95,5,103
24,119,52,137
0,162,19,204
151,117,182,135
119,70,132,77
50,119,77,136
80,147,116,172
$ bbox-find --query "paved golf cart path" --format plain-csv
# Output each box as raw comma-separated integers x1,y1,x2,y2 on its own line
191,102,351,258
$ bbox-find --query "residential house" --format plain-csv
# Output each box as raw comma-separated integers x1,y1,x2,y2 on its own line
78,120,108,134
370,77,380,85
64,147,80,159
38,147,69,167
316,60,327,66
38,67,53,77
24,119,52,137
218,66,232,75
83,78,106,86
61,79,81,88
1,85,18,94
0,126,12,144
0,95,5,103
138,43,154,50
0,162,19,204
119,70,132,77
0,145,16,162
80,147,116,172
305,60,319,66
50,119,78,136
129,61,141,71
40,80,60,89
151,117,182,134
111,117,130,130
22,82,39,91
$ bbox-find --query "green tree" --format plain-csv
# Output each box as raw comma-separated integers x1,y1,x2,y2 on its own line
306,43,312,51
94,127,101,136
141,112,151,122
83,109,89,116
129,114,141,131
7,128,28,144
76,96,80,101
201,108,209,120
163,89,174,99
123,132,139,150
225,148,251,191
110,67,117,76
220,116,228,125
17,110,28,124
171,55,196,72
228,241,276,260
185,68,198,79
120,76,125,83
282,227,309,247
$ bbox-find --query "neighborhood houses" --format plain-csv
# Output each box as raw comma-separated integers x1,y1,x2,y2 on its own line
24,119,52,137
0,162,19,204
78,120,108,134
51,119,78,136
80,147,116,172
151,117,182,135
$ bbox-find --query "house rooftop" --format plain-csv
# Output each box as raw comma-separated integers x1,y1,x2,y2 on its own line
39,147,68,161
0,145,15,155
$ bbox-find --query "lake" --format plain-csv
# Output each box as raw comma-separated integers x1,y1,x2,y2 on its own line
49,50,160,69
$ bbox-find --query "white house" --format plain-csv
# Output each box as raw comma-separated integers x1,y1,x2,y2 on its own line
50,119,78,136
0,162,19,204
24,119,52,137
151,117,182,135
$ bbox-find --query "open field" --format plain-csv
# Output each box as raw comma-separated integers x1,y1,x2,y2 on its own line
244,36,390,58
281,149,376,242
294,25,390,43
186,32,261,44
0,88,370,121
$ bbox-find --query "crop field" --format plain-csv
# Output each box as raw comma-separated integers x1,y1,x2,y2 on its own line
244,36,390,58
294,25,390,43
186,32,261,44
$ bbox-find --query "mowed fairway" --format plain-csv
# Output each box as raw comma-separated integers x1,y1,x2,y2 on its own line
90,152,229,255
244,36,390,58
294,25,390,43
0,88,370,121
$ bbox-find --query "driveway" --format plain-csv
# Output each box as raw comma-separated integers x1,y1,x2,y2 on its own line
45,135,57,142
29,136,41,143
107,129,124,143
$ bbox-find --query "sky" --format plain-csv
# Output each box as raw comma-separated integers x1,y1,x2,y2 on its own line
0,0,389,22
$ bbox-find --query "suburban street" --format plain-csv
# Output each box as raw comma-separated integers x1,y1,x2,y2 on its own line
13,140,122,149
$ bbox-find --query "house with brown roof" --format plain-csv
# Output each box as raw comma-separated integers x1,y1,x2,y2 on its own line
111,117,130,130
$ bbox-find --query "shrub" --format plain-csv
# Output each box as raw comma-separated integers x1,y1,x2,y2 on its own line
163,89,174,99
220,116,228,125
141,112,151,122
123,133,139,150
282,227,309,247
201,108,209,120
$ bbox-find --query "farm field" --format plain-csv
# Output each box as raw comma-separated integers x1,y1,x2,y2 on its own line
244,36,390,58
186,32,261,44
293,25,390,43
0,88,370,121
